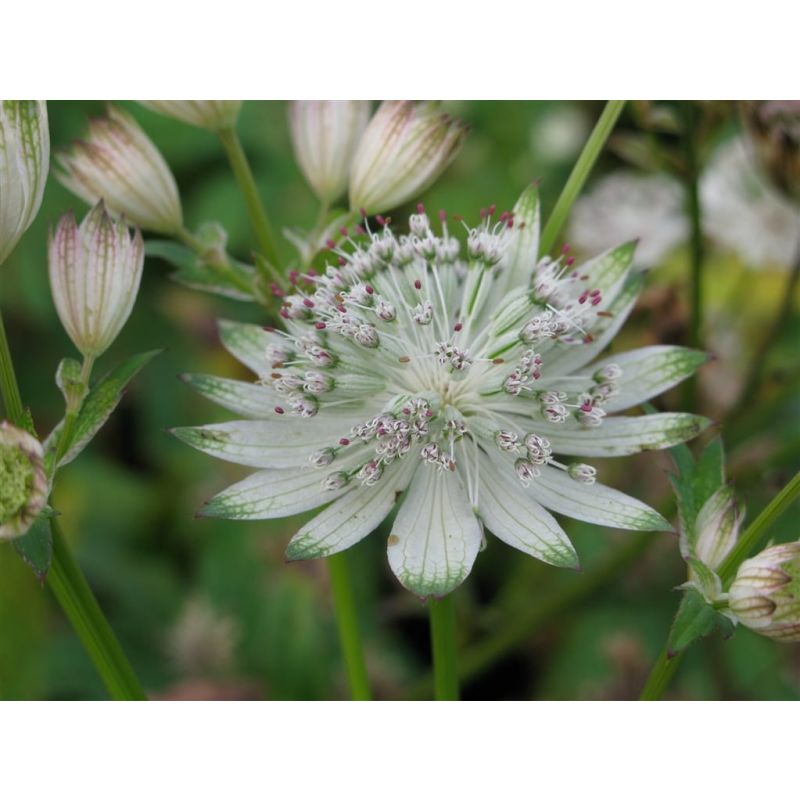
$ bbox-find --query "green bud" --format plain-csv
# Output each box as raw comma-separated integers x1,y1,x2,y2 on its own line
0,421,49,541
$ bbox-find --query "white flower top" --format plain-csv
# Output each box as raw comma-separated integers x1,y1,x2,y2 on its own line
701,137,799,269
176,187,708,598
568,171,688,270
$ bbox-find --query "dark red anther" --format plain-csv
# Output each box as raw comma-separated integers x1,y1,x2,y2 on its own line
339,226,349,237
307,268,318,276
591,295,602,306
414,279,422,290
315,321,326,330
499,211,509,223
561,243,571,254
279,308,289,319
355,224,366,235
565,256,575,267
359,207,367,218
339,437,350,446
376,214,386,226
579,291,589,304
438,209,447,222
274,406,285,415
532,370,541,380
326,238,336,249
263,326,275,332
581,399,593,412
303,298,315,308
337,303,347,312
417,203,425,214
590,289,601,297
480,207,487,219
488,203,497,216
338,256,346,266
506,218,514,228
453,322,463,332
365,285,374,295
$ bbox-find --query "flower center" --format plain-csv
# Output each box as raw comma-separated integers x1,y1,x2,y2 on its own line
0,443,33,524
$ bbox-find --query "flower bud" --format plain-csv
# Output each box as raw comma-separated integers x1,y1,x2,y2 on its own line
349,101,467,214
0,421,48,541
140,100,242,131
57,105,182,234
289,101,371,202
740,101,800,205
49,202,144,358
729,542,800,642
0,100,50,267
692,485,743,571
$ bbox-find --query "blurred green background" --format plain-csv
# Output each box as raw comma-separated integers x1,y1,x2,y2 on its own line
1,101,798,700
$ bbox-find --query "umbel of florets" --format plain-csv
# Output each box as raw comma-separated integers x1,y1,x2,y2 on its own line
0,421,48,541
176,185,709,598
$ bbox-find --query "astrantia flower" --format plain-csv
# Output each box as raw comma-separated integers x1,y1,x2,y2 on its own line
0,100,50,267
57,105,182,235
0,421,48,542
701,137,798,269
176,186,708,598
140,100,242,131
568,172,688,269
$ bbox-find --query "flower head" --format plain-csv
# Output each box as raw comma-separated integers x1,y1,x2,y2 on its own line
0,100,50,267
729,542,800,642
349,101,467,214
57,105,182,234
289,101,371,203
177,186,708,598
49,202,144,358
568,171,687,269
0,421,48,541
701,137,798,269
140,100,242,132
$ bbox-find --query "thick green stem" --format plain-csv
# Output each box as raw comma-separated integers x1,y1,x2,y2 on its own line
48,519,146,700
429,594,459,700
217,127,283,277
640,469,800,700
0,304,24,425
327,552,371,700
539,100,627,256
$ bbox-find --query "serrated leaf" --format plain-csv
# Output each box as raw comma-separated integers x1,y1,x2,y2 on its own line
145,239,255,301
667,588,719,655
45,350,162,468
12,510,54,582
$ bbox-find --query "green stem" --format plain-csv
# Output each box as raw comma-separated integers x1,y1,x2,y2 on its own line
327,552,371,700
682,102,704,410
48,519,146,700
640,469,800,700
217,127,283,276
539,100,627,256
54,355,94,466
429,594,459,700
0,304,24,425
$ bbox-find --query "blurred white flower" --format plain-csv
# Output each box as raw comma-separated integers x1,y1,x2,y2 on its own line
175,187,707,598
701,137,799,269
49,202,144,358
350,101,467,214
168,595,239,675
57,105,183,235
568,172,688,269
0,421,48,542
531,104,590,163
289,101,371,203
140,100,242,131
0,100,49,267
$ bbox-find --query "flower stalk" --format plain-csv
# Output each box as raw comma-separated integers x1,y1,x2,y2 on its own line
429,594,459,700
539,100,627,255
326,551,371,700
0,303,24,425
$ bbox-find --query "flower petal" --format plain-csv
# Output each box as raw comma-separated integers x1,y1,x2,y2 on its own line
477,451,578,568
218,319,280,376
180,373,279,417
387,465,482,598
286,453,418,560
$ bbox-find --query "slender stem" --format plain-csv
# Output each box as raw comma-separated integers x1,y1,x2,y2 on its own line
429,594,459,700
717,468,800,584
682,102,705,410
217,127,283,277
0,303,24,425
639,648,684,701
728,228,800,422
327,552,371,700
54,355,94,465
640,469,800,700
48,519,146,700
539,100,627,256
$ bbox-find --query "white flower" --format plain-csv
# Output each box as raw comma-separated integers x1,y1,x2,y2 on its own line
176,187,708,598
57,105,182,235
701,137,799,269
729,542,800,642
349,101,467,214
531,105,591,163
0,421,48,542
568,172,688,269
288,101,371,203
48,201,144,358
140,100,242,131
0,100,49,267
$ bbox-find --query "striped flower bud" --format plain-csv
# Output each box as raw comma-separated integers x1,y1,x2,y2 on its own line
140,100,242,131
57,105,182,234
729,542,800,642
289,101,371,202
349,101,467,214
0,100,49,267
0,421,48,542
49,202,144,358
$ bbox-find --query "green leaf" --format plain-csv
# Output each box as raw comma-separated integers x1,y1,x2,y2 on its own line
13,510,55,582
46,350,162,468
145,239,255,301
667,588,720,656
